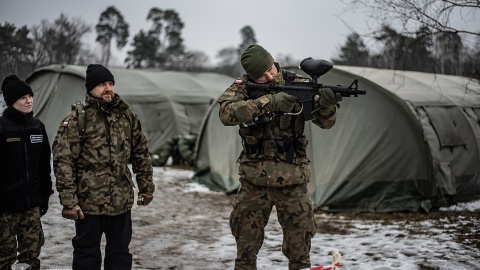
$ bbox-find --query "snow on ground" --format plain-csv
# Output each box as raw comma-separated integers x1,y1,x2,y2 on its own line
440,200,480,212
37,167,480,270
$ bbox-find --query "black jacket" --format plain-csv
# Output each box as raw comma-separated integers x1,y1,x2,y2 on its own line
0,107,53,213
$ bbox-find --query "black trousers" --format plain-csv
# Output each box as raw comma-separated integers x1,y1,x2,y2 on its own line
72,211,132,270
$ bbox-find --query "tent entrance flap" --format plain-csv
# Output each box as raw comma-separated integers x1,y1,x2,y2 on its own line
424,106,465,148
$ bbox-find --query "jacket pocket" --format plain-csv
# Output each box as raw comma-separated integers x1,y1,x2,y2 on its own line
242,135,262,159
77,171,110,193
77,171,111,209
238,161,267,186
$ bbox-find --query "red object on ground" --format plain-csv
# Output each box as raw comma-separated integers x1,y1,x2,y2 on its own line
309,262,341,270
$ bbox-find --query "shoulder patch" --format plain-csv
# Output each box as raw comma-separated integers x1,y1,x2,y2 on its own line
234,79,243,85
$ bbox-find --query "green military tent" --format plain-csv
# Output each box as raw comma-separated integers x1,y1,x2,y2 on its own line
193,65,480,213
0,98,5,113
17,64,233,153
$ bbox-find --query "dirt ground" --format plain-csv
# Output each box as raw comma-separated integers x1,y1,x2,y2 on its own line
41,168,238,269
38,167,480,270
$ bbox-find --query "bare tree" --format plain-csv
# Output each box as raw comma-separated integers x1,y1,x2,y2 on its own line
341,0,479,79
176,50,211,71
31,14,91,66
345,0,479,37
214,25,258,76
275,54,299,66
215,47,242,77
435,32,463,74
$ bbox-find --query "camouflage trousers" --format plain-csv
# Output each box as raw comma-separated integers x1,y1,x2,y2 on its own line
230,179,317,270
0,207,44,270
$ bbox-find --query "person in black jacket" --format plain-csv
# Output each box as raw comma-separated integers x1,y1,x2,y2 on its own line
0,75,53,270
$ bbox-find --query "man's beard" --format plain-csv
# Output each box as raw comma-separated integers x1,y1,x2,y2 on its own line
102,91,113,102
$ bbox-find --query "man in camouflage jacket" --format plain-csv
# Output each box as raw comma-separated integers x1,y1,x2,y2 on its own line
52,64,154,270
217,45,342,270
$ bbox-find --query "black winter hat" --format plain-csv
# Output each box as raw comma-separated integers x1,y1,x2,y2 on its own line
85,64,115,92
1,75,34,107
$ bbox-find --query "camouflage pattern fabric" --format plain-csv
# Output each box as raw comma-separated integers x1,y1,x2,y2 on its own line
218,63,337,269
230,180,316,270
0,207,44,270
53,93,154,215
217,63,337,188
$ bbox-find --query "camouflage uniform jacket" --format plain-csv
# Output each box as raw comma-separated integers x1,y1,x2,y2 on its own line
217,63,337,187
53,93,154,216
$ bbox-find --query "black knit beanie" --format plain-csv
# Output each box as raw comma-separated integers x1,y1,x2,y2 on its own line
240,44,274,79
1,75,34,107
85,64,115,92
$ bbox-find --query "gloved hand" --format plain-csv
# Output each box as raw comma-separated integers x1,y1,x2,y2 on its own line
62,205,85,220
40,200,49,216
317,88,342,108
137,193,154,206
267,92,298,112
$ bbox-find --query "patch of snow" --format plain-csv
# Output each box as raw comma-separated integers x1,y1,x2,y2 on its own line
34,167,480,269
440,199,480,212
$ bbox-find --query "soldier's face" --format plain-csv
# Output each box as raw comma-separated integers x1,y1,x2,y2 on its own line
91,81,114,102
12,94,33,114
254,64,278,83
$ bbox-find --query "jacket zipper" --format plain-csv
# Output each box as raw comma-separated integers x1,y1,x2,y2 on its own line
23,122,30,208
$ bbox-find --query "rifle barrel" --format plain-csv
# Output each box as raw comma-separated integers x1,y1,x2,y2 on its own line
323,84,367,97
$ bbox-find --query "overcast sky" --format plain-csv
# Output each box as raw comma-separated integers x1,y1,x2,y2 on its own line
1,0,381,66
3,0,478,68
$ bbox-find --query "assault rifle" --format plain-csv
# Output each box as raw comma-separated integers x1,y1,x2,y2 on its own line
246,58,366,121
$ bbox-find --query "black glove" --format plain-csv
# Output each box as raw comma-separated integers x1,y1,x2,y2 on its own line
40,200,49,216
317,88,342,108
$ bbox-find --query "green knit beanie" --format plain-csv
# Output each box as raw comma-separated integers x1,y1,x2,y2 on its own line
240,44,274,79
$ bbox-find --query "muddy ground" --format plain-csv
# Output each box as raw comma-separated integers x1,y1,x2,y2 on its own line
38,168,480,270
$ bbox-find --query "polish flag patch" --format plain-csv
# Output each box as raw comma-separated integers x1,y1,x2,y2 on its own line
234,79,243,85
62,121,69,127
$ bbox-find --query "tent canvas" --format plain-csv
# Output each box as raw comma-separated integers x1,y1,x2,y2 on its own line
21,64,233,153
193,66,480,213
0,99,5,114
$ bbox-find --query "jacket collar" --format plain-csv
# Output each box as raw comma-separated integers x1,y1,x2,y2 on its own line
84,93,128,114
2,106,33,123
